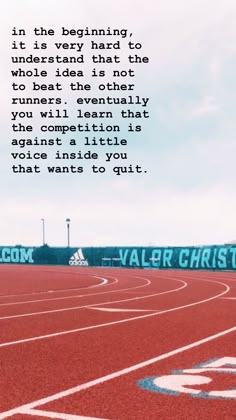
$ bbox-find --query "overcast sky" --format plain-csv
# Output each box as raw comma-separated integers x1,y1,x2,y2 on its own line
1,0,236,247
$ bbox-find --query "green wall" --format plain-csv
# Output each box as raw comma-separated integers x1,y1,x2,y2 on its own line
1,244,236,270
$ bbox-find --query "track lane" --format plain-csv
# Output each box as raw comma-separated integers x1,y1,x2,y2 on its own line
0,275,227,343
0,275,178,317
0,275,234,413
36,331,236,420
0,274,117,304
0,277,186,342
0,273,151,307
90,278,226,311
0,267,235,417
0,266,101,296
0,298,235,414
0,274,231,346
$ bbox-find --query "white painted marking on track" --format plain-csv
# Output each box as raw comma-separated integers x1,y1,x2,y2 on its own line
88,277,108,288
0,325,235,419
0,276,149,307
182,367,236,374
19,408,107,419
0,275,112,300
90,307,155,312
87,279,187,310
0,279,230,348
0,278,185,320
221,297,236,299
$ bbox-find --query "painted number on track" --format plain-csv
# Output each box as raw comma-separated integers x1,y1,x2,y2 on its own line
138,357,236,399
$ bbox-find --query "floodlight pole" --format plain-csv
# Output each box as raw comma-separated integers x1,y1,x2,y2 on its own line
41,218,45,245
66,218,71,247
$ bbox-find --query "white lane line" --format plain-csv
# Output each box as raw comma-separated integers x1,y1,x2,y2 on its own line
0,276,116,307
221,297,236,299
90,308,155,312
0,325,235,419
0,280,229,348
0,278,185,320
0,274,112,300
0,276,151,309
88,277,108,288
87,279,187,311
0,275,115,302
19,408,107,419
0,276,149,307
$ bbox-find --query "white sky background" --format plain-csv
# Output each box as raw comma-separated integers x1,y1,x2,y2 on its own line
0,0,236,247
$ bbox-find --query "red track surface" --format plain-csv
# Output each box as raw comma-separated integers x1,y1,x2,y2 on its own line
0,265,235,419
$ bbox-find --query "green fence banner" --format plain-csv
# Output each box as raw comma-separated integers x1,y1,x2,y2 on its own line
1,244,236,271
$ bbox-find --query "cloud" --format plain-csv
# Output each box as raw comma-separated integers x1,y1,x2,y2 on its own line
208,56,222,82
1,0,236,248
190,95,221,117
1,181,235,247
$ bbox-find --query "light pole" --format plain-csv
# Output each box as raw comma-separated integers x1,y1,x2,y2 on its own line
41,218,45,245
66,218,71,247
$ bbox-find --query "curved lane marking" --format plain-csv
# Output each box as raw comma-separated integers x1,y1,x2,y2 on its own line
0,279,230,348
0,325,235,419
0,275,115,300
0,277,184,320
0,275,151,308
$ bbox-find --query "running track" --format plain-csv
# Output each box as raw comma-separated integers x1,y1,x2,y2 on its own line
0,265,235,419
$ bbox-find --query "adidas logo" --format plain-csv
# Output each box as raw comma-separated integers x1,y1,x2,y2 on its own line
69,248,89,266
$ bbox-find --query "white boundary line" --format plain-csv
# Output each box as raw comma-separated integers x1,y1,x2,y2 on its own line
0,278,186,321
0,279,229,348
0,325,235,419
21,408,107,419
0,275,150,307
0,276,116,306
88,276,108,288
221,297,236,300
1,268,229,306
0,274,112,300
